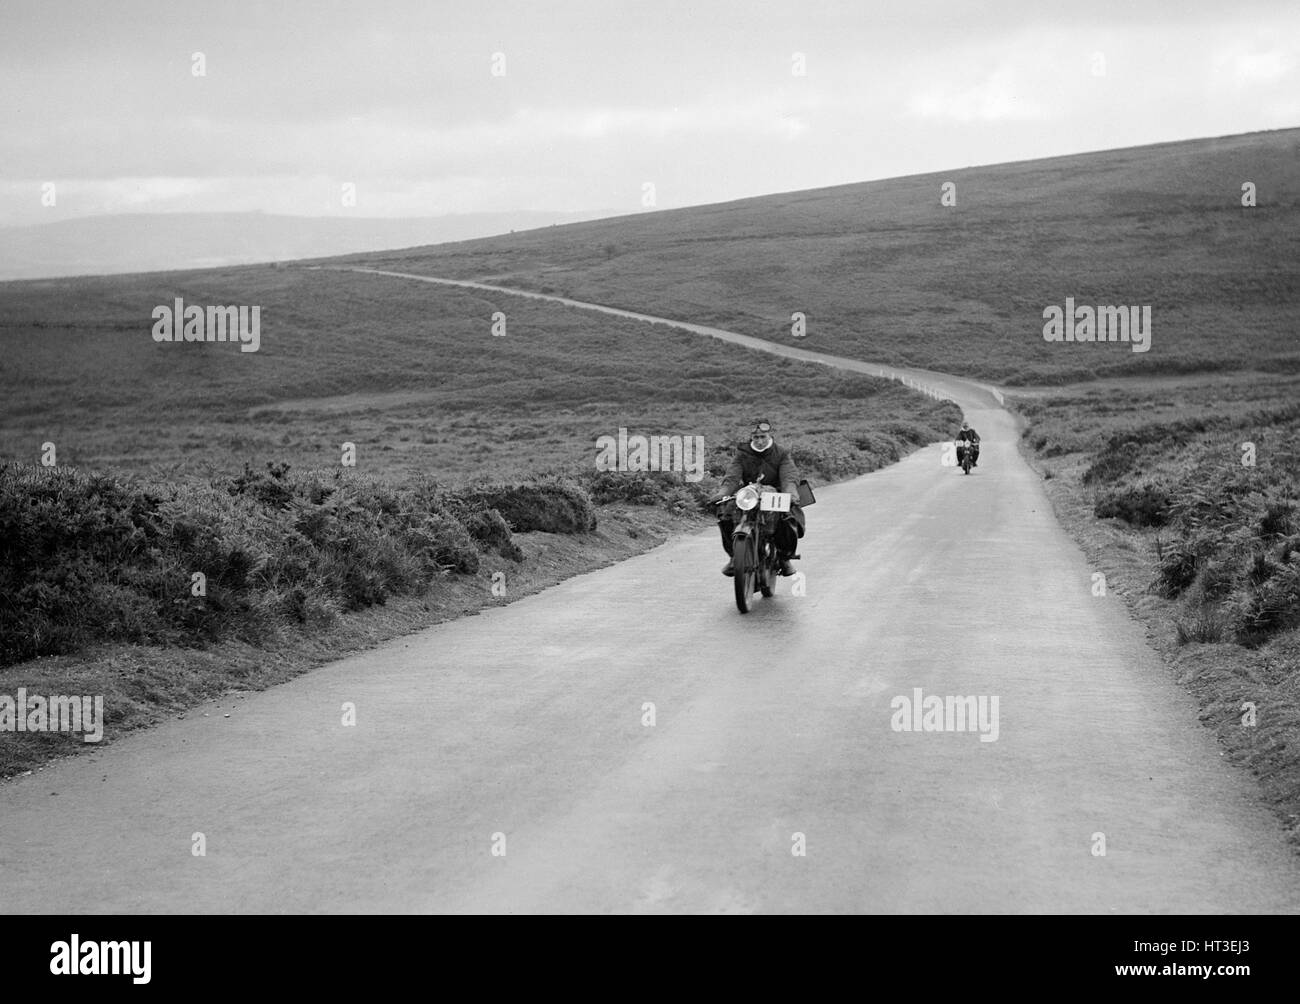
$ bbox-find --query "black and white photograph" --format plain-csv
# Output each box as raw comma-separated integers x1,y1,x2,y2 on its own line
0,0,1297,973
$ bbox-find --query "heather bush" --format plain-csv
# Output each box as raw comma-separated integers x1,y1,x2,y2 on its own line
1094,482,1172,527
1149,463,1300,645
460,507,524,562
0,461,506,665
462,480,598,534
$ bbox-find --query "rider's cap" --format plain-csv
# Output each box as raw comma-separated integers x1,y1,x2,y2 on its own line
752,419,773,434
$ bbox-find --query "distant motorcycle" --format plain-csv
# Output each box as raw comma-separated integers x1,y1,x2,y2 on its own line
712,477,804,614
956,439,979,475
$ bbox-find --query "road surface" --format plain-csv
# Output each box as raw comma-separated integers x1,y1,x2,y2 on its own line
2,270,1297,913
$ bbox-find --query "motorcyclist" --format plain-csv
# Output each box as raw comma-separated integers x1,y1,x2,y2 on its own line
714,418,805,577
955,420,980,467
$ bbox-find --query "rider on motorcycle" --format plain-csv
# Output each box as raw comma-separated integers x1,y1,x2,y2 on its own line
956,420,980,467
714,419,805,577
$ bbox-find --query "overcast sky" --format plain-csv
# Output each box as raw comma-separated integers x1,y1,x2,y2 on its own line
2,0,1297,225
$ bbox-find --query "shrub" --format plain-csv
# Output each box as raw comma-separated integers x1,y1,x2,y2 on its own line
1259,500,1297,538
462,481,597,533
579,469,685,506
0,461,506,666
851,432,899,461
796,441,865,480
225,460,295,509
1094,483,1172,527
578,469,664,506
1143,460,1300,645
1154,530,1214,598
403,513,482,573
1082,438,1143,485
1195,554,1241,602
1227,553,1300,645
459,507,524,561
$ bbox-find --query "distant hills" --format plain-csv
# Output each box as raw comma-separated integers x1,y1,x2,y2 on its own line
0,210,613,281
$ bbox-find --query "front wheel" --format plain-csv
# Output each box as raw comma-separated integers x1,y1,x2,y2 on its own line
733,535,757,613
758,539,776,597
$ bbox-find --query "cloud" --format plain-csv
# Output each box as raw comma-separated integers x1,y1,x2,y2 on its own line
533,92,823,142
2,2,1298,225
904,64,1047,123
1,87,828,181
1213,45,1296,88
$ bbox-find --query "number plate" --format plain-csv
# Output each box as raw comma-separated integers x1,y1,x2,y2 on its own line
760,492,792,512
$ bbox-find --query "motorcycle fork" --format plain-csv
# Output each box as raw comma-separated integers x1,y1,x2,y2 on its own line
732,517,759,567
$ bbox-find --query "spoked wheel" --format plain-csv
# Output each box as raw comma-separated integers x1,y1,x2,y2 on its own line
962,453,972,475
734,537,757,613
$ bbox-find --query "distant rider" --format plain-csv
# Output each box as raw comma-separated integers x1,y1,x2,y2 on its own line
956,420,980,467
714,418,805,577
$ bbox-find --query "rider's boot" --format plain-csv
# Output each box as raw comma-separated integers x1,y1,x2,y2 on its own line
719,523,735,575
779,557,796,577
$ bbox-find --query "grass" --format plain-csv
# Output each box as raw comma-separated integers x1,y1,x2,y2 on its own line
0,268,955,484
327,128,1300,386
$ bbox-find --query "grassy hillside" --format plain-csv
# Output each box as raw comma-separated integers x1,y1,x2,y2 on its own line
330,129,1300,386
0,266,952,483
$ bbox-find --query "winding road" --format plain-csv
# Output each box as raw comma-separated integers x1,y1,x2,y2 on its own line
3,269,1298,913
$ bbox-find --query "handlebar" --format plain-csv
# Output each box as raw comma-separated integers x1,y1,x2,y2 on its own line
711,482,798,506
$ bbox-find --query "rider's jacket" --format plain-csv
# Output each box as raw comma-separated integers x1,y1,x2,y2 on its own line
719,441,800,497
957,428,980,443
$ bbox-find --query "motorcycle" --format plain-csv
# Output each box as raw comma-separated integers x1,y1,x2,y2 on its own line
712,477,811,614
957,439,979,475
